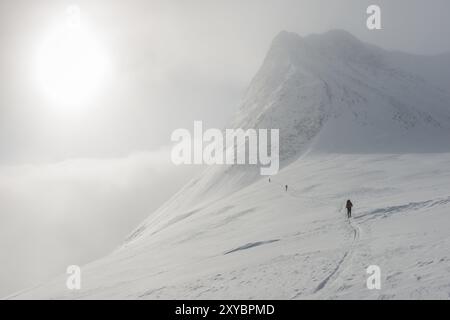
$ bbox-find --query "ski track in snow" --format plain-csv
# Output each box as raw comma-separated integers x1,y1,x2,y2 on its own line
291,208,361,299
354,196,450,222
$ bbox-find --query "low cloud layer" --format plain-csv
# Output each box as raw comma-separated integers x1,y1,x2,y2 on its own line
0,148,202,297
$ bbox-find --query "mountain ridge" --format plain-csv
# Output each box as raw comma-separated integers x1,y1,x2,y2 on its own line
118,29,450,249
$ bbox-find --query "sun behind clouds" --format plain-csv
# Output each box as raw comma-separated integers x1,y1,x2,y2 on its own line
35,7,110,108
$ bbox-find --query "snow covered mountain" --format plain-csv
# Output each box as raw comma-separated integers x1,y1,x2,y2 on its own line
10,30,450,299
234,30,450,158
125,29,450,217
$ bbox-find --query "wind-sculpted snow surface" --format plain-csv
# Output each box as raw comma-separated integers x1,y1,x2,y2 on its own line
9,30,450,299
11,153,450,300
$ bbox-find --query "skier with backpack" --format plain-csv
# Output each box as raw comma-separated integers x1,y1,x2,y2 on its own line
346,199,353,218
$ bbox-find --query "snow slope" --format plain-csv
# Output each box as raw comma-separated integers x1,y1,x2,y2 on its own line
9,30,450,299
147,29,450,206
10,153,450,299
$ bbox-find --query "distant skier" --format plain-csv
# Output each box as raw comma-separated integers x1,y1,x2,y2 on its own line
346,200,353,218
269,178,271,183
285,185,288,192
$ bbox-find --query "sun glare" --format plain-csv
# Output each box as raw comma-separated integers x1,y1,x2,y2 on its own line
35,24,110,107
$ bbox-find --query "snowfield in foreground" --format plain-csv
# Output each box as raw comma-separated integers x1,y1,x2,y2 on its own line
11,153,450,299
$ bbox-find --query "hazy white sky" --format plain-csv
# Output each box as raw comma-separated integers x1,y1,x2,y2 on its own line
1,0,450,163
1,0,449,297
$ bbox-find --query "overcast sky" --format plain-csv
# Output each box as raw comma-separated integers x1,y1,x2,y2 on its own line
1,0,450,297
1,0,450,163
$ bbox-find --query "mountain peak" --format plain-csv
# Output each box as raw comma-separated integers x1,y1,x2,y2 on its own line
305,29,371,59
269,30,305,54
272,29,362,49
312,29,361,42
268,29,373,65
272,30,302,43
237,29,450,164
